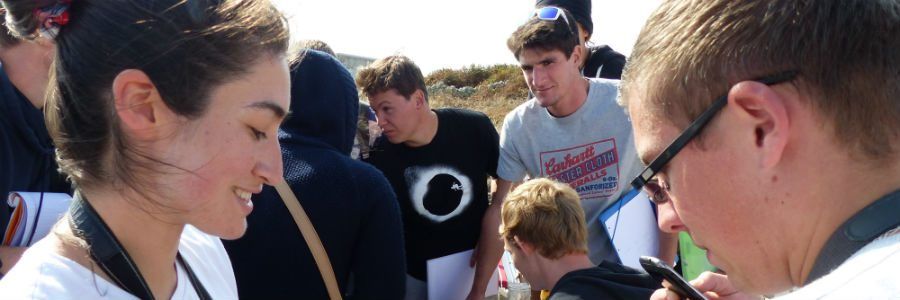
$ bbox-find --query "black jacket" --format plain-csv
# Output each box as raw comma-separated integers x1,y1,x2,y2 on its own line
550,261,661,300
582,45,627,80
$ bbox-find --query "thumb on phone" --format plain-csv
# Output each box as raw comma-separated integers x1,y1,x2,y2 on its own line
689,272,759,300
650,286,685,300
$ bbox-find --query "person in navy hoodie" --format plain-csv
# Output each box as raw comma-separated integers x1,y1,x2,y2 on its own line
223,50,406,299
0,14,69,277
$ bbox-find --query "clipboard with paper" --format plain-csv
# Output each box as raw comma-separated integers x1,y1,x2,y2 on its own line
598,188,660,269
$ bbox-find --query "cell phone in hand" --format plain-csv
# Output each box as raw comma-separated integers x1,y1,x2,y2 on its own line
640,256,708,300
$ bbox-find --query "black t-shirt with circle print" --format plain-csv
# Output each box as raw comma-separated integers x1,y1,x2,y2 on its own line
365,108,499,281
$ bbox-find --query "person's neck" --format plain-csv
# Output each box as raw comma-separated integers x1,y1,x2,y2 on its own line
403,109,439,148
579,45,590,69
0,42,51,109
788,150,900,286
79,187,185,299
536,253,595,291
547,77,590,118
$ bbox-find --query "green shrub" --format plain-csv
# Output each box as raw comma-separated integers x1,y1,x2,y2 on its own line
483,65,522,86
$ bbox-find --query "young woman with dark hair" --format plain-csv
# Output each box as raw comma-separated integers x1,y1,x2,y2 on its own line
0,0,291,298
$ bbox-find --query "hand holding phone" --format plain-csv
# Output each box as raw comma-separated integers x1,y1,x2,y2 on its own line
640,256,708,300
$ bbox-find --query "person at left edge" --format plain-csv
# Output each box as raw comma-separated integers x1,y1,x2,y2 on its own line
0,0,290,298
0,7,70,276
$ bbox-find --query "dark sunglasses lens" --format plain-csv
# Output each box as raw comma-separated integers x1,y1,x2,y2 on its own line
537,7,559,20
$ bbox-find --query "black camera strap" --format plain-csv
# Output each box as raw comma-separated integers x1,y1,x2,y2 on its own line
807,189,900,283
69,193,211,300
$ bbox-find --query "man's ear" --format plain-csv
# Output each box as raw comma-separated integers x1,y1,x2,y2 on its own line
727,81,791,169
513,236,535,255
412,89,427,109
569,45,584,66
112,69,176,141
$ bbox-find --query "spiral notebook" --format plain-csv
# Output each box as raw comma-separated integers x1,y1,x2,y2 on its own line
2,192,72,247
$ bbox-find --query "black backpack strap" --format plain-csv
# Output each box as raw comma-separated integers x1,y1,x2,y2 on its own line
70,194,212,300
807,189,900,282
177,253,212,300
70,195,154,300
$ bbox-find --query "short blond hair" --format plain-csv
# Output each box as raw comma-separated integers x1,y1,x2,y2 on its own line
621,0,900,163
500,178,588,259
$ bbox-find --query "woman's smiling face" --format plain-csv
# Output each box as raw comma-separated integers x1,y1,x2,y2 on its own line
159,55,291,239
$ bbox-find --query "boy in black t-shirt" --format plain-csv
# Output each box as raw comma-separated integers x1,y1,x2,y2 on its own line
358,55,503,300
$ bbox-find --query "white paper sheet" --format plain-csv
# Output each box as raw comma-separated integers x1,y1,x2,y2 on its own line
3,192,72,246
599,189,660,269
426,249,499,300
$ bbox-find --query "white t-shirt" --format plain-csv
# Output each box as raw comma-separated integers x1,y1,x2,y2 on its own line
498,78,646,263
777,228,900,299
0,225,238,299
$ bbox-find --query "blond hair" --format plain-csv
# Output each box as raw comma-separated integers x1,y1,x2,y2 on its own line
621,0,900,163
500,178,588,259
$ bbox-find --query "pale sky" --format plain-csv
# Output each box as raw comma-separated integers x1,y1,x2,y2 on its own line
272,0,662,74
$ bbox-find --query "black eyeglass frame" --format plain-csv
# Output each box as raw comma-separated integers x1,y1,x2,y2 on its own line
630,70,800,193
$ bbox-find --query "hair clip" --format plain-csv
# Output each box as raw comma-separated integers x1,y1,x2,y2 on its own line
34,0,72,38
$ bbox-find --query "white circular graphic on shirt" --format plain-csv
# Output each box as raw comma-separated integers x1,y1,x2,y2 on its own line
405,165,473,223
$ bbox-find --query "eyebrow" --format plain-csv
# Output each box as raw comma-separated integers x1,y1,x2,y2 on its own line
245,101,287,119
639,149,657,167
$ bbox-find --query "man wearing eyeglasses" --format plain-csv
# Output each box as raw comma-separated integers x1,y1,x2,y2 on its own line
497,6,678,271
621,0,900,299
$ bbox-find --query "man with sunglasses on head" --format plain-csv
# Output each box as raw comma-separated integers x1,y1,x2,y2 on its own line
535,0,626,80
621,0,900,299
496,6,678,273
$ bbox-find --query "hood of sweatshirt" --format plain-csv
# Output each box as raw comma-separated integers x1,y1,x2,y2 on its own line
277,50,358,155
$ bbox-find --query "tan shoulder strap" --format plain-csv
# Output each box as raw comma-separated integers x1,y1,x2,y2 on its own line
274,181,343,300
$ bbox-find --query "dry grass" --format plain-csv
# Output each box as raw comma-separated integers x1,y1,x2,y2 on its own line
430,94,524,130
426,64,529,129
360,91,527,130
